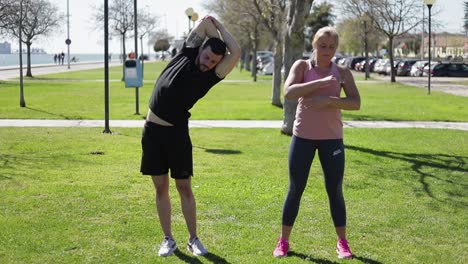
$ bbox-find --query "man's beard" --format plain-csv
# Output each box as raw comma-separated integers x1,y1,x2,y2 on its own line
199,64,209,72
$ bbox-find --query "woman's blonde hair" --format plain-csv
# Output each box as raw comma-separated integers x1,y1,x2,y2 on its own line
312,26,339,48
311,26,339,65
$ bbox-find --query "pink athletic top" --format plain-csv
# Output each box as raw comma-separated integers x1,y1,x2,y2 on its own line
293,61,343,140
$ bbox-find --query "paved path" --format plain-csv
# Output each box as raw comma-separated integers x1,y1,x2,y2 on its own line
0,119,467,131
0,61,122,80
355,72,468,97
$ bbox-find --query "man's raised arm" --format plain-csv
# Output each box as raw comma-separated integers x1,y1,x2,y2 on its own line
186,16,220,48
210,17,241,78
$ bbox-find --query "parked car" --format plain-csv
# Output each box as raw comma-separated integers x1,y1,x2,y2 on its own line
345,56,366,70
256,50,273,58
262,61,274,75
410,60,428,77
396,60,417,76
385,60,401,76
256,50,273,71
374,59,389,75
256,55,273,71
358,58,377,72
430,62,468,77
422,61,441,76
260,62,285,75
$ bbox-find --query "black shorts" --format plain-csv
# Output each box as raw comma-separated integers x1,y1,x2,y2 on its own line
140,121,193,179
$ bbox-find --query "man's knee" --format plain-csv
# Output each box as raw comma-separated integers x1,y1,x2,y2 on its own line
175,179,193,198
152,175,169,195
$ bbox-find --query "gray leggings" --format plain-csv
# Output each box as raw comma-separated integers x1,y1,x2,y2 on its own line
282,136,346,227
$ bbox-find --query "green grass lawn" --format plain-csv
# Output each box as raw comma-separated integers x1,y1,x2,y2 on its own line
0,127,466,263
0,61,467,121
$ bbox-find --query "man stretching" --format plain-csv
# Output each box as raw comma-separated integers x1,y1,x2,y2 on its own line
140,16,240,257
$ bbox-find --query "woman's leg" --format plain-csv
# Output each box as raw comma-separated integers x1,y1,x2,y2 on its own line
280,136,316,240
317,139,347,239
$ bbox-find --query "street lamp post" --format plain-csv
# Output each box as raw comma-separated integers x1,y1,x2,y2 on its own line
424,0,435,95
66,0,70,69
191,12,199,30
103,0,111,134
185,7,194,34
133,0,140,115
19,0,25,107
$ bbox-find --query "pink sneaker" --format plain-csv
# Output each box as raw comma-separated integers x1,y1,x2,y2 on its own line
273,238,289,257
336,239,353,259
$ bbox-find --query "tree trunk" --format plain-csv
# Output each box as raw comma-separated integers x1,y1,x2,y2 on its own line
121,34,126,81
252,24,258,82
244,49,251,72
389,37,396,83
281,0,314,135
26,42,32,77
271,38,283,107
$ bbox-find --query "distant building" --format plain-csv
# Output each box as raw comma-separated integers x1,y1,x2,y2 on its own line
392,32,467,60
0,41,11,54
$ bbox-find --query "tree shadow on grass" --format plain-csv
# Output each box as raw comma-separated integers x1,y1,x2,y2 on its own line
0,154,29,180
0,152,96,181
174,250,231,264
194,145,242,155
26,106,78,120
346,145,467,204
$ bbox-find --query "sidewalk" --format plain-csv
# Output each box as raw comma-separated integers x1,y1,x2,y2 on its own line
354,71,468,97
0,119,467,131
0,61,123,80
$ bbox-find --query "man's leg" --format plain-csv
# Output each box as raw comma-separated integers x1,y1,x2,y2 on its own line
151,175,172,238
175,178,197,240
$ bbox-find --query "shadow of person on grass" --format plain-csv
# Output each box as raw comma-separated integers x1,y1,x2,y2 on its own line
194,145,242,155
289,251,382,264
353,255,384,264
288,251,339,263
174,250,231,263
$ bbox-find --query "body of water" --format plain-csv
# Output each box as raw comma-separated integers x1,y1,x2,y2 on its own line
0,53,115,67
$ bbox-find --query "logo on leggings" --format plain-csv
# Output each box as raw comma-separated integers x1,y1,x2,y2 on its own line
333,149,342,156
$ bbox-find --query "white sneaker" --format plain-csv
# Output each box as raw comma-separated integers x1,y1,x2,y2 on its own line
158,237,177,257
187,237,208,256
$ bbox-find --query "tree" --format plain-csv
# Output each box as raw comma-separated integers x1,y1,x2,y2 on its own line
340,0,423,82
137,8,158,70
149,29,173,51
253,0,287,107
94,0,134,81
3,0,62,77
138,8,158,59
464,1,468,35
0,0,15,30
281,0,314,135
153,39,170,52
304,1,334,51
204,0,265,80
336,17,382,56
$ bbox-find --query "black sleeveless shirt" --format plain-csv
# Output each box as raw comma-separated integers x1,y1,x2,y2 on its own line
148,44,223,126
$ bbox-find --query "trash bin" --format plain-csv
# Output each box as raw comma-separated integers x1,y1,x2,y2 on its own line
124,59,143,88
